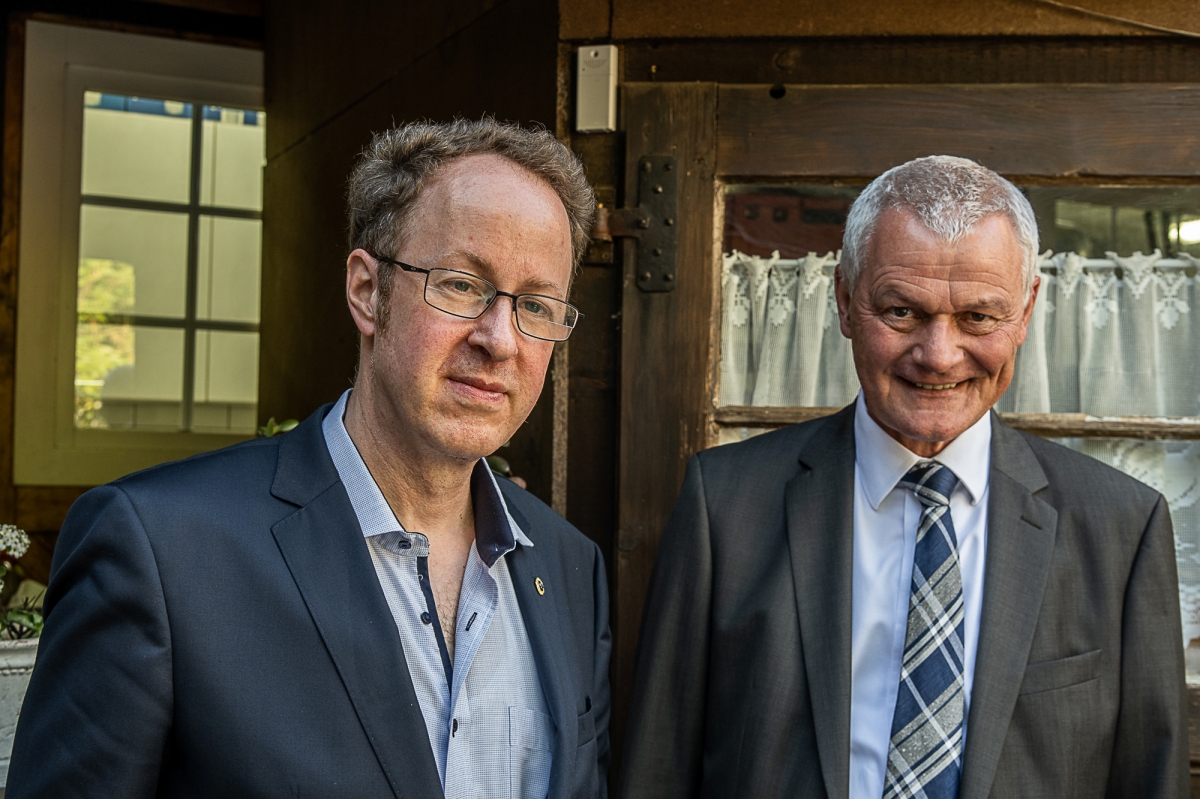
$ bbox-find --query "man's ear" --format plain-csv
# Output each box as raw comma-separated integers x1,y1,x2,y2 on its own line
1015,273,1041,347
346,249,379,338
834,266,853,339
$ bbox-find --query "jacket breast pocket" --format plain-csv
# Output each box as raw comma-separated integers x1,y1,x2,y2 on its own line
1018,648,1102,696
509,706,555,799
576,707,595,746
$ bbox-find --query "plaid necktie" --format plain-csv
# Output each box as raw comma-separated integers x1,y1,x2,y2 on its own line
884,461,965,799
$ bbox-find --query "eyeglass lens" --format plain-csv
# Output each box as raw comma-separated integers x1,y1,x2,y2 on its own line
424,268,577,341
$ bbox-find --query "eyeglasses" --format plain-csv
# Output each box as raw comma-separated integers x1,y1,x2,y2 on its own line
369,254,582,342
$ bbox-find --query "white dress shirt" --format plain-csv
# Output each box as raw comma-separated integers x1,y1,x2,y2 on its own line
322,390,555,799
849,392,991,799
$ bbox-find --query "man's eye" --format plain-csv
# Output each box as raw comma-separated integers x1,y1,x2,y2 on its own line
450,280,476,294
890,307,913,318
969,312,989,323
519,299,549,318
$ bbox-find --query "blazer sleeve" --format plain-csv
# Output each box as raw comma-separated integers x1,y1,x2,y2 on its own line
619,455,712,799
1108,493,1189,798
6,485,173,799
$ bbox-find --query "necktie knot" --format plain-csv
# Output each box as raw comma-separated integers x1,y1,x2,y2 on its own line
898,461,959,509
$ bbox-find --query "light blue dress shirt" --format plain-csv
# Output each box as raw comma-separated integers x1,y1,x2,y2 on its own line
848,392,991,799
322,390,555,799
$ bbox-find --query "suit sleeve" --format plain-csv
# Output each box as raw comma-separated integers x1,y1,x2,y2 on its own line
6,485,173,799
619,455,712,799
591,539,613,798
1107,494,1189,798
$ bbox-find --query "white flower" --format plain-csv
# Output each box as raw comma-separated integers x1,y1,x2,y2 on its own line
0,525,29,559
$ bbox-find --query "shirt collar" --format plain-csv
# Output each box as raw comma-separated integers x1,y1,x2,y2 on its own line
853,391,991,511
321,390,533,566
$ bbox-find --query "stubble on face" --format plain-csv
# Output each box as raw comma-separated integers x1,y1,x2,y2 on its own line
360,154,573,467
836,209,1037,457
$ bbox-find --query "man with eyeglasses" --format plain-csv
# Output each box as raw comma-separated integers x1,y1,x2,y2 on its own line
8,119,610,799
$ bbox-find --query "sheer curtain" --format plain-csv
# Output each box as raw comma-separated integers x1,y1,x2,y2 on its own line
720,249,1200,654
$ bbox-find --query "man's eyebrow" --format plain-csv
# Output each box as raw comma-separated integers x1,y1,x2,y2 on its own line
439,250,566,297
872,285,1013,313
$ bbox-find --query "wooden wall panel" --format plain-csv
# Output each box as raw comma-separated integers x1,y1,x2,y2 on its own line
625,37,1200,85
263,0,503,159
609,0,1195,39
613,81,717,764
0,20,24,528
559,0,609,41
718,84,1200,178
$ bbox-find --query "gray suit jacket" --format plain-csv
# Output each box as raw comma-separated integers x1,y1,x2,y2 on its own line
619,405,1187,799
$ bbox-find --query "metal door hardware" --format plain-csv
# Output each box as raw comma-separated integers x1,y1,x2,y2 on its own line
587,156,678,293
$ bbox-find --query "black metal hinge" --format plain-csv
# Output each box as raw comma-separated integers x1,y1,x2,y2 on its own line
586,156,678,293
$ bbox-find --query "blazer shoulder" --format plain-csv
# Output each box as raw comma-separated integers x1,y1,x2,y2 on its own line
111,434,281,499
695,408,849,480
1013,426,1164,509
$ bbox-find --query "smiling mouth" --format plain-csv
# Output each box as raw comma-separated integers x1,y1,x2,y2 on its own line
911,380,961,391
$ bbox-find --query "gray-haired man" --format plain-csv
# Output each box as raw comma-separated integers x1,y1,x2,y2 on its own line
620,156,1186,799
9,119,610,799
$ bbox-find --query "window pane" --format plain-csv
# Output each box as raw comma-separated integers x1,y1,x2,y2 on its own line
192,330,258,434
719,184,861,407
79,205,188,317
196,216,261,323
999,188,1200,417
81,93,192,204
719,184,1200,415
199,106,264,210
76,324,183,430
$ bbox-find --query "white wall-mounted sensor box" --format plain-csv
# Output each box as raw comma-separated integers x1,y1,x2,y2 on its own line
576,45,617,132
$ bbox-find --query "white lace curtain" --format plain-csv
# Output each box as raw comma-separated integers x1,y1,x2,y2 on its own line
721,249,1200,655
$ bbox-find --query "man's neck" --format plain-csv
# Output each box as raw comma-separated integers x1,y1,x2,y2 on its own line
342,390,475,542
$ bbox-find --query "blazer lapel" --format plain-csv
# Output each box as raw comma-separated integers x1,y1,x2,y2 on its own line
959,416,1058,799
270,409,443,799
505,520,577,799
785,406,857,799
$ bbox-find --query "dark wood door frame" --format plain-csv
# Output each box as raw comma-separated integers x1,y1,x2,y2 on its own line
611,78,1200,779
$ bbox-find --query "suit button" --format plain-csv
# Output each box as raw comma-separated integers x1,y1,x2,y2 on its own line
421,612,431,625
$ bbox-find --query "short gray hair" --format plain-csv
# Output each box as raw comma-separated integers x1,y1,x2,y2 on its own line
841,155,1038,297
346,119,595,325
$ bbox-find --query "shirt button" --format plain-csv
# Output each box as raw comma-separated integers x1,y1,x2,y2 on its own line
398,539,411,550
452,718,459,736
420,611,431,625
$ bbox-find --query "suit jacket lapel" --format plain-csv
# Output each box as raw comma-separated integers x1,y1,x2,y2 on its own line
504,509,577,799
785,406,857,799
959,416,1058,799
270,408,443,799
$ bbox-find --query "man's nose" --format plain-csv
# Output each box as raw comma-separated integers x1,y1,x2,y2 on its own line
467,295,521,360
911,317,962,373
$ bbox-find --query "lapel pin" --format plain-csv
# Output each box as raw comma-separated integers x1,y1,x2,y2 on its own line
534,577,545,596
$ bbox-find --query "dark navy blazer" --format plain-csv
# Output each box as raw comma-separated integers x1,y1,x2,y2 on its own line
7,405,611,799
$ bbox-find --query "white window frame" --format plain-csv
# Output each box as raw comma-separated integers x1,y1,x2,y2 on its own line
15,21,264,485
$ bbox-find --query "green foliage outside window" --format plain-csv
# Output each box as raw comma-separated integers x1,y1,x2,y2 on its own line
74,258,135,428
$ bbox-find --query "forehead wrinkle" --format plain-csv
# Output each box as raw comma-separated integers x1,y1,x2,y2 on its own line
871,275,1014,313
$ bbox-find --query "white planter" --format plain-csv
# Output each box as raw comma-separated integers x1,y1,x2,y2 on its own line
0,639,38,786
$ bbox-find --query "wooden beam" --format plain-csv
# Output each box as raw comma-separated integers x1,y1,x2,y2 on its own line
717,84,1200,179
142,0,263,17
0,19,25,525
614,81,718,770
624,37,1200,86
715,406,1200,439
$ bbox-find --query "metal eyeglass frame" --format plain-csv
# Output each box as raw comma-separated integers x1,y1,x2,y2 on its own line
368,253,583,342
